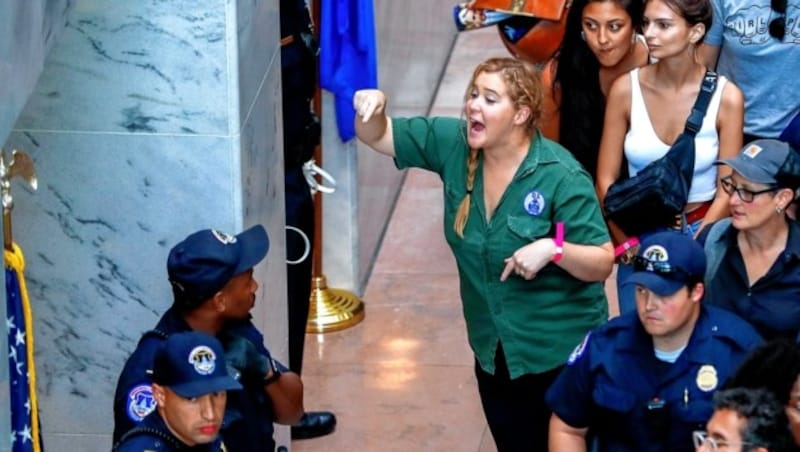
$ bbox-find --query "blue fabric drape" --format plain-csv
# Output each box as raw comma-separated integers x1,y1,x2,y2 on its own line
320,0,378,141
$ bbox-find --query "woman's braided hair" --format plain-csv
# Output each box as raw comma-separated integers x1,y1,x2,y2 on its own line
454,57,543,238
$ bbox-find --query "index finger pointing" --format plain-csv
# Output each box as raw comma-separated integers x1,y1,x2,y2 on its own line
500,259,515,281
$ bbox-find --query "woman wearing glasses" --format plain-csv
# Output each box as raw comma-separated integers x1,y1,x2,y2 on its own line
596,0,744,314
700,139,800,341
698,0,800,146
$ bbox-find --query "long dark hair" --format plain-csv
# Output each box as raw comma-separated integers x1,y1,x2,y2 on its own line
554,0,643,179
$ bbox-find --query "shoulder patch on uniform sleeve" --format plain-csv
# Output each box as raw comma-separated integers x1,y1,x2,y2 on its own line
126,384,156,422
567,332,592,366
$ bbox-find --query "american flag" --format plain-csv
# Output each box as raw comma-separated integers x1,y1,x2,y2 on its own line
6,244,42,452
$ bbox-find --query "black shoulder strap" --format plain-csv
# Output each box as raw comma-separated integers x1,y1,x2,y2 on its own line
664,71,719,189
684,71,719,136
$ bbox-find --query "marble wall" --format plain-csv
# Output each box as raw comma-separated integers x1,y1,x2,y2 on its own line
0,0,73,143
321,0,458,293
3,0,287,449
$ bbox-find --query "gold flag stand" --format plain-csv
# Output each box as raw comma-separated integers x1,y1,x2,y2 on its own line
305,0,364,334
307,275,364,333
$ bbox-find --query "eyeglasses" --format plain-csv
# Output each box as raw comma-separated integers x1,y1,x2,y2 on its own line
693,431,754,451
631,255,692,281
720,176,779,203
770,0,787,40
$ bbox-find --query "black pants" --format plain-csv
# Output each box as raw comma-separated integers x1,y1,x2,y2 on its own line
475,343,563,452
285,165,314,374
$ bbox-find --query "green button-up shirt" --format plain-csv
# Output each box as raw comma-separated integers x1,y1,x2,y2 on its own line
393,116,609,377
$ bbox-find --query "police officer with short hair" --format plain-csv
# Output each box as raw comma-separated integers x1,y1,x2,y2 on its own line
113,225,305,451
280,0,336,440
546,231,762,451
114,331,241,451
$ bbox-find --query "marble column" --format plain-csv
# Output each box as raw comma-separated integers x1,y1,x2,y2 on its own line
3,0,288,449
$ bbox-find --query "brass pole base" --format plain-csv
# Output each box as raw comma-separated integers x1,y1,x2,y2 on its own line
307,274,365,333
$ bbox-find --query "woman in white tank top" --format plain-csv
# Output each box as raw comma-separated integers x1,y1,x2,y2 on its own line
595,0,744,314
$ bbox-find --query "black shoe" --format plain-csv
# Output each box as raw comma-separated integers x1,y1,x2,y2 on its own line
291,411,337,440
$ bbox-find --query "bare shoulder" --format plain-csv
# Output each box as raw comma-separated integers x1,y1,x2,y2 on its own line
607,71,633,102
540,58,559,93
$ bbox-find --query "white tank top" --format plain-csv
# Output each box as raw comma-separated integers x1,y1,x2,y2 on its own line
623,68,727,203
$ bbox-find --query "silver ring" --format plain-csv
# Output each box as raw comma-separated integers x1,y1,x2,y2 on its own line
286,225,311,265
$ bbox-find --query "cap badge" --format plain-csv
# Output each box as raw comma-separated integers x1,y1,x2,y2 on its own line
696,364,718,392
523,190,545,216
211,230,237,245
188,345,216,375
743,144,764,159
642,245,669,267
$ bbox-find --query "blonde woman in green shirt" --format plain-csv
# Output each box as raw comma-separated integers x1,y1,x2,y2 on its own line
353,57,614,450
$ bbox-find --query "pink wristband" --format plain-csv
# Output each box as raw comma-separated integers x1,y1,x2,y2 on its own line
552,222,564,262
614,237,640,258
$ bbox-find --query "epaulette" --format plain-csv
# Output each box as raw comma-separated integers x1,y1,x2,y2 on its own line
113,425,183,451
137,329,169,345
704,309,761,348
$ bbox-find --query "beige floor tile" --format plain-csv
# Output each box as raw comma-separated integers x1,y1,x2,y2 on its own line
293,363,486,452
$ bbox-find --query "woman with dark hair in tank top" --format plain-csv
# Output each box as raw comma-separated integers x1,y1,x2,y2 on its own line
540,0,649,179
595,0,744,314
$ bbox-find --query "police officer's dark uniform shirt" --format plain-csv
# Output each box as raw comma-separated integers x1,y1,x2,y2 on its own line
280,0,318,169
114,411,224,452
545,305,761,451
113,307,283,452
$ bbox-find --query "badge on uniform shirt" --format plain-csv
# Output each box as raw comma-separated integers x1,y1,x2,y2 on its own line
523,190,546,216
696,365,718,392
567,332,591,365
126,383,156,422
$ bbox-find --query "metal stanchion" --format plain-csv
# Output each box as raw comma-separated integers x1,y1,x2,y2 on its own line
302,160,364,334
304,0,364,334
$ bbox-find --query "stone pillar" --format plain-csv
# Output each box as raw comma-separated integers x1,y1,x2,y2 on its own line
3,0,288,449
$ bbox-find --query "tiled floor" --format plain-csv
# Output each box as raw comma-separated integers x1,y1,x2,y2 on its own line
293,27,618,452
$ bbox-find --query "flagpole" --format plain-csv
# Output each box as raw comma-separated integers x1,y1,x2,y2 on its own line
1,149,41,452
304,0,365,334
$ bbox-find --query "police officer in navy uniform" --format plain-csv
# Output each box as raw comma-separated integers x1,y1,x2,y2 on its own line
113,225,305,451
546,231,762,451
280,0,337,440
114,331,241,451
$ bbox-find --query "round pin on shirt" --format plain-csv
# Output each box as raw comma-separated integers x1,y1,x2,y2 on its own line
523,190,545,216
